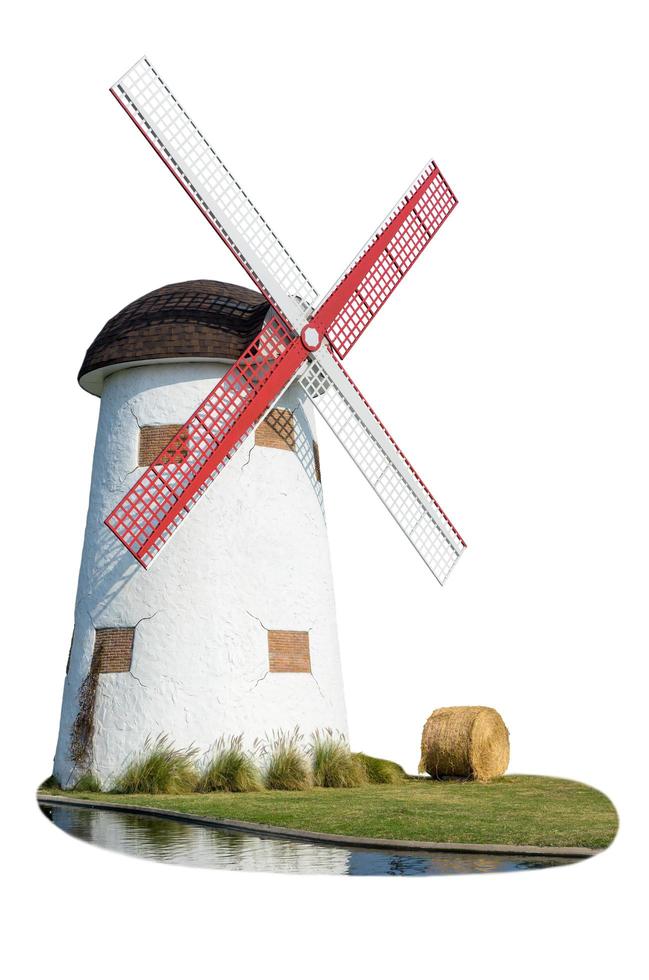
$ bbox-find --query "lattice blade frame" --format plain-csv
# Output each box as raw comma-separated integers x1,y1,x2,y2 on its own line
105,315,307,567
111,57,317,329
308,161,457,359
299,346,465,583
107,57,464,580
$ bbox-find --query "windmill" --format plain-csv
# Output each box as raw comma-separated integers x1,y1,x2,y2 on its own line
53,58,465,788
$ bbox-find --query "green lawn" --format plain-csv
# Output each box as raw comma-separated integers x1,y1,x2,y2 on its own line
40,775,618,849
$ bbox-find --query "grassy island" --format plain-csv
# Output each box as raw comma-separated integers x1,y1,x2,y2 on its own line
39,774,618,849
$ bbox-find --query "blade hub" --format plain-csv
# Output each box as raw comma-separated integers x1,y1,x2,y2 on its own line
301,325,322,351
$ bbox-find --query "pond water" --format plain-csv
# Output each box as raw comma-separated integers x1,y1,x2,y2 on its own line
40,802,585,876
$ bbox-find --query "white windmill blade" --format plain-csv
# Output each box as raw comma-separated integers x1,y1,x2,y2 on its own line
109,58,465,582
299,346,465,584
111,57,317,329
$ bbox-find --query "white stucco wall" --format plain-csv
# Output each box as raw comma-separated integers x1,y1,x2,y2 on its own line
53,361,348,789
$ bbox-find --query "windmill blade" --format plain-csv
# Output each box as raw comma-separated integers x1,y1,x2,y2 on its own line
111,57,317,329
299,346,465,584
105,315,308,567
307,160,457,359
108,59,464,578
112,58,457,359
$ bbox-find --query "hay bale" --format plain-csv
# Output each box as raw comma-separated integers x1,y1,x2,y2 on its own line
419,706,510,782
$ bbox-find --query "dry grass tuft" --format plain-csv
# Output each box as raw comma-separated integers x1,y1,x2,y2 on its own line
112,734,199,794
262,728,311,791
310,730,366,788
197,735,263,793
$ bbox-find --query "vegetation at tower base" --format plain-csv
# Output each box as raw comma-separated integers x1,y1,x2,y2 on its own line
40,728,617,849
262,728,312,791
419,706,510,782
69,652,101,773
39,776,619,850
353,753,406,784
73,772,102,793
310,730,366,788
112,735,199,795
196,735,263,793
40,774,62,791
44,734,409,796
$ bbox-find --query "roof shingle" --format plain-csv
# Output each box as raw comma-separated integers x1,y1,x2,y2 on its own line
79,280,270,394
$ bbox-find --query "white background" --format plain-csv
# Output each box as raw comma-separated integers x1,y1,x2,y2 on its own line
2,1,646,976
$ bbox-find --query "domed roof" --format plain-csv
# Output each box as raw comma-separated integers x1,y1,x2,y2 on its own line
79,280,270,395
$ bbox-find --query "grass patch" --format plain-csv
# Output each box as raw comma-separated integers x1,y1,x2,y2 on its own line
40,775,619,849
73,772,102,793
311,730,366,788
39,775,61,792
196,735,263,793
112,734,198,794
263,729,311,791
354,753,406,785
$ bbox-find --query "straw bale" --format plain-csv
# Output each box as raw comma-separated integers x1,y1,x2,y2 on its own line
419,706,510,782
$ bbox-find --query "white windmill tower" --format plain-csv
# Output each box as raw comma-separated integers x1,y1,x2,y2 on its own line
54,280,347,789
53,58,465,789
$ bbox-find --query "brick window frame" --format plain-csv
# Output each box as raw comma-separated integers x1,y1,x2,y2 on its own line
93,627,135,673
255,408,296,452
313,441,321,483
138,424,185,467
267,630,311,673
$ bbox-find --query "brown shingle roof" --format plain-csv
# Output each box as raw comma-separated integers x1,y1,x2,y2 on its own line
79,280,270,394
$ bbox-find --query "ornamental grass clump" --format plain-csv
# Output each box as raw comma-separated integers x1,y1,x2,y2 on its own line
112,734,199,794
353,752,406,785
196,735,263,793
262,728,311,791
311,729,366,788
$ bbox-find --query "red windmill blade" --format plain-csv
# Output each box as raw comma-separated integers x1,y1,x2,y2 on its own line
313,160,456,359
105,314,307,566
106,57,465,583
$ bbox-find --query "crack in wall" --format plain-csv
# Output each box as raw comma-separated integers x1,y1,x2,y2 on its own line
240,442,256,472
105,403,144,491
132,611,159,629
125,612,161,689
88,609,159,633
106,464,140,493
246,612,270,691
246,610,270,631
247,610,315,634
309,670,326,699
127,403,143,429
249,670,269,692
128,670,147,689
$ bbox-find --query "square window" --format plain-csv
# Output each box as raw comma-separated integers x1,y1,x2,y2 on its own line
255,408,296,452
267,630,311,673
93,628,135,673
138,424,184,467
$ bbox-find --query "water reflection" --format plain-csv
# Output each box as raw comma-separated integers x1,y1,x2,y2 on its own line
41,804,583,877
